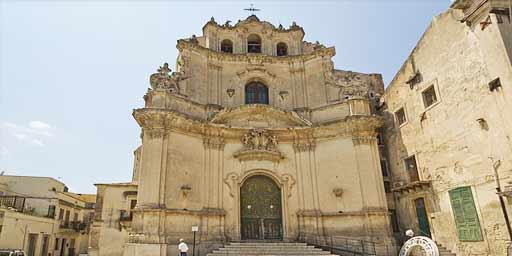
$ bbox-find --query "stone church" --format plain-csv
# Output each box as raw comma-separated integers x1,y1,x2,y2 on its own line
89,15,394,256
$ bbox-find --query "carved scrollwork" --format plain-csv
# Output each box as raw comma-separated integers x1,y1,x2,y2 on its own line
149,63,187,93
203,136,225,150
352,136,377,145
144,128,166,139
223,172,240,197
234,129,283,162
281,174,296,198
293,137,316,152
242,129,278,152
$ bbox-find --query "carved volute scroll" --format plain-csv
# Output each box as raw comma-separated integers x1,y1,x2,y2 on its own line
234,129,283,162
281,174,296,198
224,172,240,197
224,171,296,199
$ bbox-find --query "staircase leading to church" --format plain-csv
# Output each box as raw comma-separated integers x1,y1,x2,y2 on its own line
436,243,456,256
207,242,339,256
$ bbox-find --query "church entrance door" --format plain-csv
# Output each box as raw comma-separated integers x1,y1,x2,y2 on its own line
240,175,283,240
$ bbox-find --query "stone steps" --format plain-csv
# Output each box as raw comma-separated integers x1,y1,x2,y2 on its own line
207,242,339,256
437,243,456,256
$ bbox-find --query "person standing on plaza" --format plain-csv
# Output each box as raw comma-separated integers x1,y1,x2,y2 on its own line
178,238,189,256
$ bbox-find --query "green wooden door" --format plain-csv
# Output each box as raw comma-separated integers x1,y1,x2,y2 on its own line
414,198,431,237
449,187,483,241
240,175,283,240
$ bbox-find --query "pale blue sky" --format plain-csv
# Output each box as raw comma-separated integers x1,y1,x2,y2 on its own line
0,0,450,193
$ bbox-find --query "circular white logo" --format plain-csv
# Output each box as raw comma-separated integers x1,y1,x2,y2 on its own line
399,236,439,256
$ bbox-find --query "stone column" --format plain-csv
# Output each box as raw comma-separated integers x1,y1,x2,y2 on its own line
124,126,168,256
352,134,390,239
138,128,167,209
293,137,323,236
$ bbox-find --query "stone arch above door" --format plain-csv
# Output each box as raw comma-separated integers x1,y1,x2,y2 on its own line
224,170,296,198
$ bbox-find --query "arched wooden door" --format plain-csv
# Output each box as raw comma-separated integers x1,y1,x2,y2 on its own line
240,175,283,240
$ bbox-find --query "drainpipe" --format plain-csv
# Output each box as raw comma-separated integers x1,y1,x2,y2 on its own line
490,157,512,241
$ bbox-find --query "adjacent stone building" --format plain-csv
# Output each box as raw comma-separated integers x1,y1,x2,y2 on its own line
90,15,394,256
381,0,512,255
0,175,95,256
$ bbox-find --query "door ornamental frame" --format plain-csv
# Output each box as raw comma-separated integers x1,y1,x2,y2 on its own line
224,169,296,241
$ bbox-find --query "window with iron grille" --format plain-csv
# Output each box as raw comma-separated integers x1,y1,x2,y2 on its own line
422,85,438,108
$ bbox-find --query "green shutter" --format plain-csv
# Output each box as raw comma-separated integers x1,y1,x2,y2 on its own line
449,187,483,241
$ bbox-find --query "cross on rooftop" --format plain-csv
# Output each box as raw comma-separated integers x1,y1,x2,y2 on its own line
244,4,261,15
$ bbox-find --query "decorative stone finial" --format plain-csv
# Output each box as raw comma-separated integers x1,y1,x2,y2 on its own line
190,34,198,43
149,63,180,92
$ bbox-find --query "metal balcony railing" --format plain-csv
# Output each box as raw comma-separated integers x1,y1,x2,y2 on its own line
0,196,25,212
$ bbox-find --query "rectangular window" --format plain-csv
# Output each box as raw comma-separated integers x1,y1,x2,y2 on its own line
58,209,64,220
422,85,438,108
404,155,419,182
27,234,38,256
64,210,70,224
449,187,483,241
41,235,49,256
395,107,407,126
380,159,389,177
73,212,78,222
54,238,59,250
47,205,56,218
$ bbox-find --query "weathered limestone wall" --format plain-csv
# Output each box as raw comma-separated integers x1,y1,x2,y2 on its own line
382,5,512,255
0,209,56,254
90,184,137,256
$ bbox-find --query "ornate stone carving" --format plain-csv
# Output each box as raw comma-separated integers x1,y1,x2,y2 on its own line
279,91,289,101
281,174,296,198
242,129,278,151
149,63,187,93
226,89,235,98
293,137,316,152
333,188,343,198
203,136,225,150
223,172,240,197
234,129,283,162
352,136,377,145
144,128,166,139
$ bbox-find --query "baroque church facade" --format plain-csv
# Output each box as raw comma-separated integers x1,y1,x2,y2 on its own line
89,15,393,256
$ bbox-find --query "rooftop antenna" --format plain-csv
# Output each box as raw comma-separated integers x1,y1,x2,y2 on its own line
244,4,261,15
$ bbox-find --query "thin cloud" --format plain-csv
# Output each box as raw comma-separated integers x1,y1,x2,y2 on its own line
29,121,51,130
31,139,45,147
1,120,55,147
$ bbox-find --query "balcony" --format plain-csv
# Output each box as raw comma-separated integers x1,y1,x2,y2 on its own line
60,221,87,232
0,196,56,218
0,196,25,212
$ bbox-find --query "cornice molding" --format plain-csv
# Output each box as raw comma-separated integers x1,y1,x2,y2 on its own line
133,108,383,141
